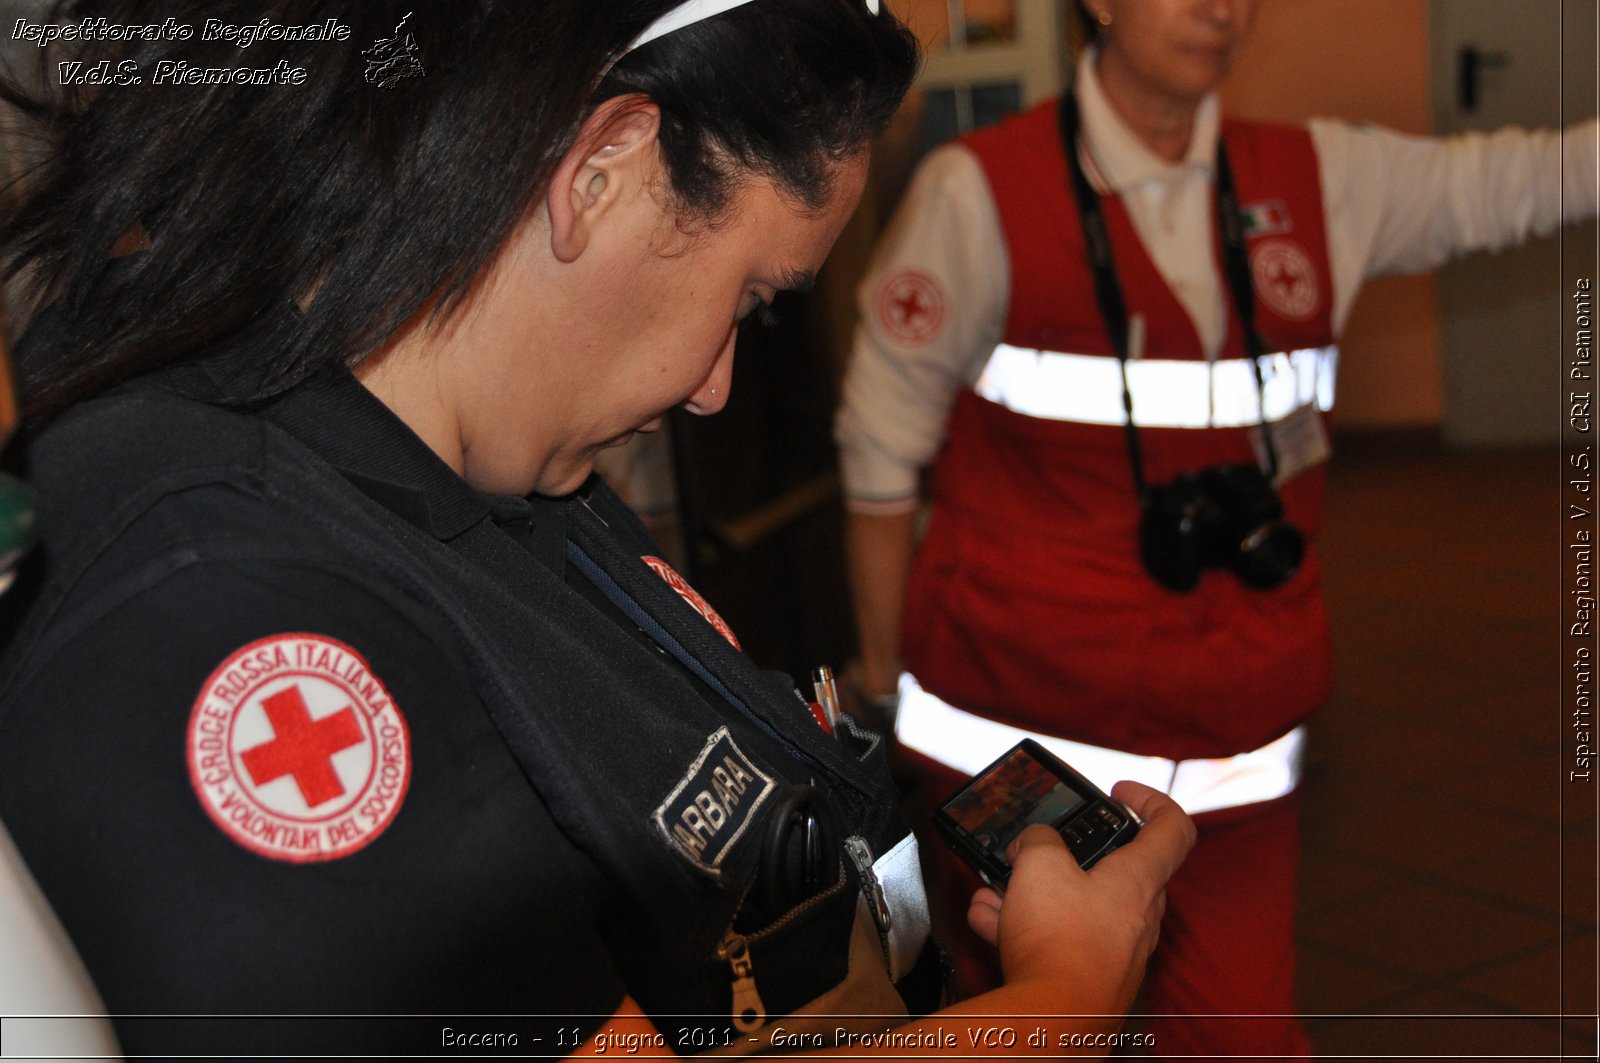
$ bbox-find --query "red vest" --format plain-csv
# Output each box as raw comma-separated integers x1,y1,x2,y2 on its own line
901,101,1339,760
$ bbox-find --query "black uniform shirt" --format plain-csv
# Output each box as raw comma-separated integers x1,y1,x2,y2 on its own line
0,366,635,1055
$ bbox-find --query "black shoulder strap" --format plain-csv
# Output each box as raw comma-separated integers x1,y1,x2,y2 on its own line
1055,94,1282,486
1056,95,1146,492
1213,141,1283,480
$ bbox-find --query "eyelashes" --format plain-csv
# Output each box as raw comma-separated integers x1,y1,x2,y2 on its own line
739,294,779,329
749,298,779,328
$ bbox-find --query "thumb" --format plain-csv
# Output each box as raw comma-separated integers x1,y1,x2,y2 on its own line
1005,822,1079,869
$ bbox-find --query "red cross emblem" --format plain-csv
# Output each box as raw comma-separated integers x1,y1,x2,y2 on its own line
187,632,411,864
1249,239,1320,321
240,687,364,808
894,287,929,325
875,267,947,347
643,556,741,649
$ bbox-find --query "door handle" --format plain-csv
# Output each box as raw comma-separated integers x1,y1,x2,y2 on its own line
1458,44,1510,112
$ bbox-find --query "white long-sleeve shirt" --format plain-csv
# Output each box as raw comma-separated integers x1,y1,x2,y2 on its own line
836,52,1600,509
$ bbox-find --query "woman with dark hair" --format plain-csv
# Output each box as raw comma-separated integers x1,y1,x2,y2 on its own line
0,0,1193,1057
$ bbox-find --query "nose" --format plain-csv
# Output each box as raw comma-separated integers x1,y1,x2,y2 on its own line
1198,0,1249,27
683,325,737,416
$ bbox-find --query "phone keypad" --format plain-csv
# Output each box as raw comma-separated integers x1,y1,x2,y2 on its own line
1060,802,1127,864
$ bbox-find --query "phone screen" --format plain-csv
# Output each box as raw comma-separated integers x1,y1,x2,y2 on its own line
942,745,1091,867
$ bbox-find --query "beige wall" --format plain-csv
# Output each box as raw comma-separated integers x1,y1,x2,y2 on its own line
1222,0,1443,428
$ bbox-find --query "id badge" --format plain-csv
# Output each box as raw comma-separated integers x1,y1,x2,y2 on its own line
1250,403,1331,486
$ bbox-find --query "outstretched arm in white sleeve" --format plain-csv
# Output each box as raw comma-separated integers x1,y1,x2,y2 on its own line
1314,115,1600,331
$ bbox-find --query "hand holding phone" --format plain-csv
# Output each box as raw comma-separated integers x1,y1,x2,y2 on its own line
954,771,1197,1020
933,740,1143,890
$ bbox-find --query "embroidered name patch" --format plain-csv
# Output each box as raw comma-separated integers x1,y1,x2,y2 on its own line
186,632,411,864
874,267,947,347
643,555,741,649
653,727,775,878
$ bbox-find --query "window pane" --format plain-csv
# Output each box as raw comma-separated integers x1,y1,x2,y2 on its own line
919,81,1023,152
970,81,1024,126
920,89,964,148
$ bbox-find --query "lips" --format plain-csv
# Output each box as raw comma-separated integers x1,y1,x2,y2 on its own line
1180,41,1231,62
600,416,664,450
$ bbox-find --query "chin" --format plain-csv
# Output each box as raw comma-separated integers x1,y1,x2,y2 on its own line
1170,51,1231,91
531,462,595,498
540,476,592,499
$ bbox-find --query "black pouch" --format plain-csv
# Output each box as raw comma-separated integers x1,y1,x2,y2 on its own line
678,876,907,1056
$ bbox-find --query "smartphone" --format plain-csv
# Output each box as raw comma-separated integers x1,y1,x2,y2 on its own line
932,739,1142,890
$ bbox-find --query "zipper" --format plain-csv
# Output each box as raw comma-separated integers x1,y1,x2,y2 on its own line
715,874,847,1032
844,834,893,967
717,929,766,1032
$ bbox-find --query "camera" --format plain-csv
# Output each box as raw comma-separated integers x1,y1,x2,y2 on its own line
933,740,1142,889
1138,463,1304,593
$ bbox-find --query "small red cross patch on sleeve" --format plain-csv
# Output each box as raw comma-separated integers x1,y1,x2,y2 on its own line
642,556,741,650
186,632,411,864
874,267,948,347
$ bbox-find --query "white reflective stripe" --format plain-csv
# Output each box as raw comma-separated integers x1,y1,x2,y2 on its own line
974,343,1339,429
895,672,1305,815
1167,727,1305,814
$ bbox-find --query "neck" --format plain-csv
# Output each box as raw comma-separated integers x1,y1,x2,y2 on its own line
1092,52,1201,165
354,328,469,477
353,244,584,496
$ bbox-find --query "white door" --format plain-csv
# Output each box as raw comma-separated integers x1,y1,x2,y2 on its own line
1430,0,1598,444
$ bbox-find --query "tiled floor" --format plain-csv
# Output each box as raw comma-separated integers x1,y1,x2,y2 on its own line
1295,435,1597,1060
705,430,1597,1058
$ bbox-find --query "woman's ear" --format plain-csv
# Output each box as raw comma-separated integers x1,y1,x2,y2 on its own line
546,95,662,264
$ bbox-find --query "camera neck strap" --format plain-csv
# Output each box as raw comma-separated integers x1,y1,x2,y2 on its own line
1055,93,1281,493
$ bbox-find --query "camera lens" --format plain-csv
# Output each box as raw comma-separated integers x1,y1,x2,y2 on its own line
1231,519,1304,589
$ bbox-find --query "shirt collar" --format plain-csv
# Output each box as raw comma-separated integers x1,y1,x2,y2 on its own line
175,308,573,569
1074,47,1220,194
261,366,495,542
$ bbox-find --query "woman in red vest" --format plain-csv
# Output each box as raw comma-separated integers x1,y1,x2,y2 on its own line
838,1,1597,1058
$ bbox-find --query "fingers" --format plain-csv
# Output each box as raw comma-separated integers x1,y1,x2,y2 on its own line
967,887,1002,945
1003,788,1194,891
1110,781,1198,850
974,794,1192,965
1106,781,1198,886
1108,779,1173,821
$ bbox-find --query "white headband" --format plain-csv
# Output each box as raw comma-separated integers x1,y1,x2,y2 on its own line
627,0,882,53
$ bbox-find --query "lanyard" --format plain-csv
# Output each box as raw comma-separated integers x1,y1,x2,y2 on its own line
1054,94,1281,491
